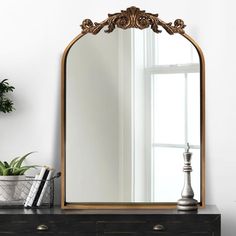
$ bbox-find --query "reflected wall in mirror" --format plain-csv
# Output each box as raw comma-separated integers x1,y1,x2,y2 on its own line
61,6,205,209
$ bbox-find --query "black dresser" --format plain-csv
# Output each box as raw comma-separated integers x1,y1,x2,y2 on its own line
0,205,220,235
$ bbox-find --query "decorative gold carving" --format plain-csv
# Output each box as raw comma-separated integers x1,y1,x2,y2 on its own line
81,6,186,35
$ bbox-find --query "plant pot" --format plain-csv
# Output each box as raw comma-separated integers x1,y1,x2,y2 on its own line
0,175,26,201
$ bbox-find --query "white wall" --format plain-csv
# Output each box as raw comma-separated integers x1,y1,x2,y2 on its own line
0,0,235,234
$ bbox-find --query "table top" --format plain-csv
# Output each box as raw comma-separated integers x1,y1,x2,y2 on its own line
0,205,220,215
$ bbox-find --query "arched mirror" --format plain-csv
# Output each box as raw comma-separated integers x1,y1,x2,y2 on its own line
61,6,205,209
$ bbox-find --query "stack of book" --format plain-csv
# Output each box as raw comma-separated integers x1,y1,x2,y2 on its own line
24,166,53,207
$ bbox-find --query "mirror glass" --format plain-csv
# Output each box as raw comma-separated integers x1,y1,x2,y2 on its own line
65,28,201,203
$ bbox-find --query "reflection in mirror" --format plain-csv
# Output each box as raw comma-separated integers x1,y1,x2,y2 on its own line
65,28,200,203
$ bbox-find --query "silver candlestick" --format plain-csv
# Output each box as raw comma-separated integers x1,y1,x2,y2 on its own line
177,143,198,211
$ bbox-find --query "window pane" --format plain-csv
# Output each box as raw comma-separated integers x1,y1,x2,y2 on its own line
153,147,183,202
153,74,185,144
154,32,197,65
187,73,200,145
153,147,200,202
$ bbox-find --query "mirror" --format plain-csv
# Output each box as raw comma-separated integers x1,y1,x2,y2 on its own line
61,7,205,209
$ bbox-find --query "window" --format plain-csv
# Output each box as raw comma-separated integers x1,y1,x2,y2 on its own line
132,29,201,202
146,31,201,202
119,29,201,203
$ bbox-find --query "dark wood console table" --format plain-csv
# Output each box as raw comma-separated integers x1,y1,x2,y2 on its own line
0,205,220,235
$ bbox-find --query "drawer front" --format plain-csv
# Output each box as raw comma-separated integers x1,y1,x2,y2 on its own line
98,219,219,236
0,215,96,235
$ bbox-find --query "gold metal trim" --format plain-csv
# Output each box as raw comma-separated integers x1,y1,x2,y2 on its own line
81,6,186,35
182,34,206,209
61,6,205,210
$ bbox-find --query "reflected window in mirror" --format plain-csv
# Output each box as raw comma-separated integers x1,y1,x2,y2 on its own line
151,31,200,202
124,29,201,202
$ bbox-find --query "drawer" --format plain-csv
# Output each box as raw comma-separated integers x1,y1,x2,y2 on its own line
0,215,96,235
97,220,215,235
145,220,213,233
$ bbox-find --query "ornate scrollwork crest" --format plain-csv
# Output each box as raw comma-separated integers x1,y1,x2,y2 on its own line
81,6,186,35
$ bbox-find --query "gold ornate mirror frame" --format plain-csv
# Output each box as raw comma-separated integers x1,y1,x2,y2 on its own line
61,6,205,209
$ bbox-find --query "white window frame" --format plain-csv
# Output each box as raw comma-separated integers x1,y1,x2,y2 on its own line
122,29,201,202
144,30,200,201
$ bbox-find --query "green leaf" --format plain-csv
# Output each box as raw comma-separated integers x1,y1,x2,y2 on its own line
0,79,15,113
0,152,37,176
15,152,35,168
3,167,12,176
4,161,10,168
20,166,38,175
0,161,5,169
9,156,20,167
0,161,6,175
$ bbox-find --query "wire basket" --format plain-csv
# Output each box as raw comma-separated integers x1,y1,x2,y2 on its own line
0,172,61,208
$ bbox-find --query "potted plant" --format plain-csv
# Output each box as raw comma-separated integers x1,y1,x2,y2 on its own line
0,79,15,113
0,152,37,201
